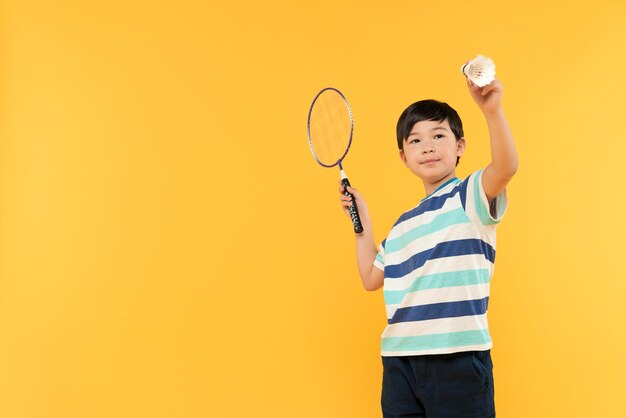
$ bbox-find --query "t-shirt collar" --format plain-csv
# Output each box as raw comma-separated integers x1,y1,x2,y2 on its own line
421,177,459,203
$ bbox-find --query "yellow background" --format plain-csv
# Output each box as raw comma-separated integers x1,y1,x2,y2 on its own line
1,1,625,417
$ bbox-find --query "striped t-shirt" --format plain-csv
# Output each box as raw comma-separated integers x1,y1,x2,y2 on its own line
373,169,508,356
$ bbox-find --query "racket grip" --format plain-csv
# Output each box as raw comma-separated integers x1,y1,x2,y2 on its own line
341,178,364,234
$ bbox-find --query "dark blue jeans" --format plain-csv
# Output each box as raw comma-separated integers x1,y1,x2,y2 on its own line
381,350,495,418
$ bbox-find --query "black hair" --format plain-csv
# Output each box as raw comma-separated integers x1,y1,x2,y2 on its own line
396,99,464,165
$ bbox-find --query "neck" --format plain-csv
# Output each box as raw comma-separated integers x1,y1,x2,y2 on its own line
422,172,457,196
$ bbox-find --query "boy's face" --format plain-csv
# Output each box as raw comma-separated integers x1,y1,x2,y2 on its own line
399,119,465,188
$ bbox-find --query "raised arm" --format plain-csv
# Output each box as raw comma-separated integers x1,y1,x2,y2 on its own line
339,184,384,291
467,78,518,201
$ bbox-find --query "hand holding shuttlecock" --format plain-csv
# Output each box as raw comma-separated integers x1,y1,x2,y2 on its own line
461,55,495,87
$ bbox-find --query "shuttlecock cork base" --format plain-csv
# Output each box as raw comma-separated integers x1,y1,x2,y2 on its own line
461,55,496,88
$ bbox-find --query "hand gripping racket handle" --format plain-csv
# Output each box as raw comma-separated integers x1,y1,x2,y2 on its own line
342,178,364,234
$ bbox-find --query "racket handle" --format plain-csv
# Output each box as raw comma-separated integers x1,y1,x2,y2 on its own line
341,178,364,234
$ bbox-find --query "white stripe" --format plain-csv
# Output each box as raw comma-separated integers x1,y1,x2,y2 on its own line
384,222,492,267
390,197,462,238
384,284,490,320
474,170,508,224
374,242,386,271
373,259,384,271
383,254,493,291
382,343,492,357
464,171,481,225
382,314,489,338
396,181,459,229
430,179,461,198
400,283,490,309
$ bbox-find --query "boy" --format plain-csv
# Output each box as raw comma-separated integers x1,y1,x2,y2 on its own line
339,78,518,418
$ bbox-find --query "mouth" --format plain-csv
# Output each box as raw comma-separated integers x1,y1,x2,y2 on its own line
420,159,439,165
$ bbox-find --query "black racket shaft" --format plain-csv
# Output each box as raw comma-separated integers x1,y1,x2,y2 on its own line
341,177,363,234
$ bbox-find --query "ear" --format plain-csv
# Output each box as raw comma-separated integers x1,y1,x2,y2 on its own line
399,148,408,166
457,137,466,158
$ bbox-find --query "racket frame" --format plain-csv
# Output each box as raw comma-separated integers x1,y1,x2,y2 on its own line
307,87,363,234
307,87,354,169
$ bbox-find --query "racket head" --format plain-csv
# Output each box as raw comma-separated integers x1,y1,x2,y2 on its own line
307,87,354,168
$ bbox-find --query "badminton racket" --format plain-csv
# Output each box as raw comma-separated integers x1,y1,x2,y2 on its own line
307,87,363,234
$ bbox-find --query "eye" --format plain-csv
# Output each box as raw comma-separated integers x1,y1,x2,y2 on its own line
409,138,420,144
434,134,444,140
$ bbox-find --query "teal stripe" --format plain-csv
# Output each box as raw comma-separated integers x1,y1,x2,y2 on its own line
375,253,384,264
382,329,491,352
473,170,498,226
385,208,470,254
384,269,490,305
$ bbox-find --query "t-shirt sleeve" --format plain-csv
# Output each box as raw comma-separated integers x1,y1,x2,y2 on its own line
373,239,386,272
460,169,508,227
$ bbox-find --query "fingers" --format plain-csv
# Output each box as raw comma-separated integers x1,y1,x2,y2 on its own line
337,182,371,225
466,77,480,92
480,82,496,96
338,183,360,216
480,79,503,95
466,77,502,96
338,185,358,203
338,180,360,196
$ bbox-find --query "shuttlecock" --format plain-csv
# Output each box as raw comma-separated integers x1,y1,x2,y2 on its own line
461,55,496,87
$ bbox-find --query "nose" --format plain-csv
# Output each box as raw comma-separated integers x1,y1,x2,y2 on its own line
420,143,435,153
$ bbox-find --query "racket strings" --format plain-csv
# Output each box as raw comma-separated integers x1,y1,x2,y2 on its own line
308,91,352,167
